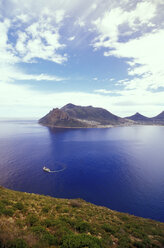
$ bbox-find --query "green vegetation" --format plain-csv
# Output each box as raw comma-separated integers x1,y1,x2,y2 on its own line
0,186,163,248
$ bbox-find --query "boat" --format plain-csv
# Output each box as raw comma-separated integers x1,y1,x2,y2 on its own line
43,166,51,172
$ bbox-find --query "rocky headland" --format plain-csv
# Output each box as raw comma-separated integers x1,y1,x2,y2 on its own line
39,104,164,128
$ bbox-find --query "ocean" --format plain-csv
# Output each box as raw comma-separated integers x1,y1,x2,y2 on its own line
0,120,164,222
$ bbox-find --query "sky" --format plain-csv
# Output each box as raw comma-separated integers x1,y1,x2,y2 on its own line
0,0,164,118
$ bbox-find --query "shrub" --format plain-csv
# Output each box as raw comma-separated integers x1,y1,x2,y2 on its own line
119,215,129,222
75,220,92,233
31,225,47,236
14,202,24,211
41,218,56,227
42,206,49,213
0,202,5,215
7,238,28,248
16,219,24,228
42,232,56,245
1,199,11,206
102,223,118,234
3,208,14,217
63,208,69,213
54,226,72,245
61,234,102,248
118,235,131,248
56,205,61,211
26,214,38,226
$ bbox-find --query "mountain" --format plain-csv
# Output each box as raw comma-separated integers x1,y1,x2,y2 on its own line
39,105,164,128
151,111,164,124
126,111,164,125
0,186,164,248
39,103,128,128
126,112,150,122
38,107,87,128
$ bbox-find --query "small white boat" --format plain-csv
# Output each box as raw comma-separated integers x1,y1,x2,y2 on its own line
43,166,51,172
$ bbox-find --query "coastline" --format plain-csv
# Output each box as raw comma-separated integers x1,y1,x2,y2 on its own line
39,122,164,129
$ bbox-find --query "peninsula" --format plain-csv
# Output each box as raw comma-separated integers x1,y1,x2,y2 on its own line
39,104,164,128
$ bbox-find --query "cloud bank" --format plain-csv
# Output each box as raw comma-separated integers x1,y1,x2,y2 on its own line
0,0,163,117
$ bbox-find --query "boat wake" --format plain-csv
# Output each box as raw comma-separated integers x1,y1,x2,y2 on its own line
43,162,66,173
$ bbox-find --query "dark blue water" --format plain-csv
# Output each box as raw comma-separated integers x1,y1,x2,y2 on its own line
0,120,164,222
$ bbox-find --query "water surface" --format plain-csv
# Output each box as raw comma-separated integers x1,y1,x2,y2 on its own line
0,120,163,222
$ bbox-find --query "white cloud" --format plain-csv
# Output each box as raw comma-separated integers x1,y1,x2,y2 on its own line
0,4,67,65
15,17,67,64
15,14,30,23
0,19,19,64
0,0,163,118
94,89,112,94
0,81,163,118
68,36,75,41
54,9,65,24
92,1,164,93
75,19,85,27
0,64,65,83
104,30,164,90
93,1,157,45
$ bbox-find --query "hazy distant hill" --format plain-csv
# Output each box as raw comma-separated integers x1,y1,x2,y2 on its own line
126,112,151,122
126,111,164,125
151,111,164,124
39,103,128,128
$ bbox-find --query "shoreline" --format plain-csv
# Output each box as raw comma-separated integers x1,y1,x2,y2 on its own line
39,122,164,129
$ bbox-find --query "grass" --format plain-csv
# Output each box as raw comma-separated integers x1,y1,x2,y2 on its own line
0,186,163,248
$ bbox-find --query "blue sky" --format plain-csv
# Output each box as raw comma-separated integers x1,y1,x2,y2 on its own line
0,0,164,118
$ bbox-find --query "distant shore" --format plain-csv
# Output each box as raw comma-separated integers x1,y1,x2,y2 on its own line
39,122,164,129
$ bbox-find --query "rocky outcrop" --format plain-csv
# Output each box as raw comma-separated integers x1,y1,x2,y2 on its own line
39,107,90,128
39,108,70,125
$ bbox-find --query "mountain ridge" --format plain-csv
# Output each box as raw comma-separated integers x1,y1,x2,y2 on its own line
39,103,129,128
39,104,164,128
126,112,151,122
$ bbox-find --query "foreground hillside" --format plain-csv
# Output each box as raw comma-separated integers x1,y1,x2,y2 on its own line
0,187,164,248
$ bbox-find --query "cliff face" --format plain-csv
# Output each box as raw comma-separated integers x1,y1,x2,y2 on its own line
39,104,128,128
39,107,90,128
39,108,70,125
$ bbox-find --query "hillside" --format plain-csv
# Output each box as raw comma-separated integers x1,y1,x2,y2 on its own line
126,112,150,122
0,187,164,248
126,112,164,125
39,104,128,128
151,111,164,124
